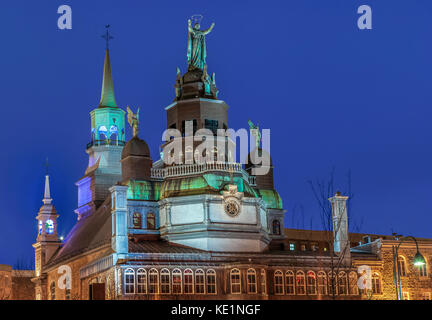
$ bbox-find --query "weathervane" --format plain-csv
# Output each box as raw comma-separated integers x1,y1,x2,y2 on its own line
102,25,113,50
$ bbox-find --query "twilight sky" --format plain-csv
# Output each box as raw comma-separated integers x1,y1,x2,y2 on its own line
1,0,432,266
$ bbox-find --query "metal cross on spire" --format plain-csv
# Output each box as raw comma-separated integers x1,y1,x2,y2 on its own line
45,157,49,176
102,25,113,50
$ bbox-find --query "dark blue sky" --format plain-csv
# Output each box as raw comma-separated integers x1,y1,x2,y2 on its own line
1,0,432,266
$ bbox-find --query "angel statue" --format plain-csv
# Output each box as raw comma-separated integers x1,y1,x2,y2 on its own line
187,15,215,71
248,120,261,149
127,105,140,137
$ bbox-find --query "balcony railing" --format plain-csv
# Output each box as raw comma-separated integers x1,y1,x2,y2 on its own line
151,162,257,186
86,140,126,149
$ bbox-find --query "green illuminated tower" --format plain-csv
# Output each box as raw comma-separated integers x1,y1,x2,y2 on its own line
75,45,126,220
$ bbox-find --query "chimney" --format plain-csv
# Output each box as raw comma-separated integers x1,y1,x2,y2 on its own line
329,191,351,261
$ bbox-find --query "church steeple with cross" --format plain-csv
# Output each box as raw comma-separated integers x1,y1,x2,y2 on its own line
75,26,126,220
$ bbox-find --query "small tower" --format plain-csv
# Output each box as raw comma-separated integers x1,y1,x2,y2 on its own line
329,191,351,262
32,165,61,300
75,26,126,220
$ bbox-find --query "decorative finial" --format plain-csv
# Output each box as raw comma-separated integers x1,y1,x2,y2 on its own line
102,25,113,50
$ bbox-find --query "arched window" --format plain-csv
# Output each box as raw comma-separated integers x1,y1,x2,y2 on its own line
338,271,347,295
184,269,194,294
328,272,337,296
372,272,382,294
147,212,155,230
109,125,118,144
230,268,241,294
50,281,56,300
160,268,170,294
296,271,306,295
260,269,266,294
211,146,218,162
148,268,159,294
419,262,427,277
137,268,147,294
185,146,193,164
46,220,54,234
349,272,359,295
172,269,182,294
206,269,216,294
306,271,317,295
124,268,135,294
98,126,108,141
272,220,281,235
247,269,257,294
132,212,142,229
398,255,407,277
195,269,205,294
274,270,284,295
285,270,294,295
317,271,327,295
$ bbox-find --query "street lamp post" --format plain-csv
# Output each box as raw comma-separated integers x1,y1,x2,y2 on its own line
392,235,426,300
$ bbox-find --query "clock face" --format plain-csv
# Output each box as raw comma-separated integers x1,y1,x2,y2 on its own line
224,200,240,217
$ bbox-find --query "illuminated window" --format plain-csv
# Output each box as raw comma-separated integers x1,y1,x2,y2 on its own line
109,125,118,143
230,268,241,294
137,269,147,294
45,220,54,234
402,291,410,300
349,272,359,295
160,268,170,294
247,269,257,294
307,271,317,295
423,292,431,300
206,269,216,294
50,281,56,300
398,256,407,277
419,263,427,277
285,270,294,295
338,271,347,295
296,271,306,295
289,243,295,251
38,220,43,235
172,269,182,294
184,269,193,294
124,268,135,294
328,272,337,296
272,220,281,235
149,268,159,294
260,269,266,294
195,269,205,294
318,271,327,295
132,212,142,229
372,272,382,294
98,126,108,141
146,212,155,230
274,270,284,295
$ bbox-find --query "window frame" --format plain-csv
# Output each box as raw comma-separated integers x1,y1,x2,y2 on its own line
247,268,257,294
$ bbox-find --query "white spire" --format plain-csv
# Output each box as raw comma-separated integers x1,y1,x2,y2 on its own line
43,174,52,205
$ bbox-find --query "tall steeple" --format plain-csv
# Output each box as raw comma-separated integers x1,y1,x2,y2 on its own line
76,26,126,220
98,49,117,108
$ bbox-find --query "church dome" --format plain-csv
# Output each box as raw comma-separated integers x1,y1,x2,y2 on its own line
121,136,151,159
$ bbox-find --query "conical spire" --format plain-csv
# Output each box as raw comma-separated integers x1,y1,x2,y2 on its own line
43,174,52,205
98,49,117,108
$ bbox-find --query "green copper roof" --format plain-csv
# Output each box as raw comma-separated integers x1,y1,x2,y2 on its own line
99,49,117,108
258,189,283,209
127,180,161,201
160,173,259,199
